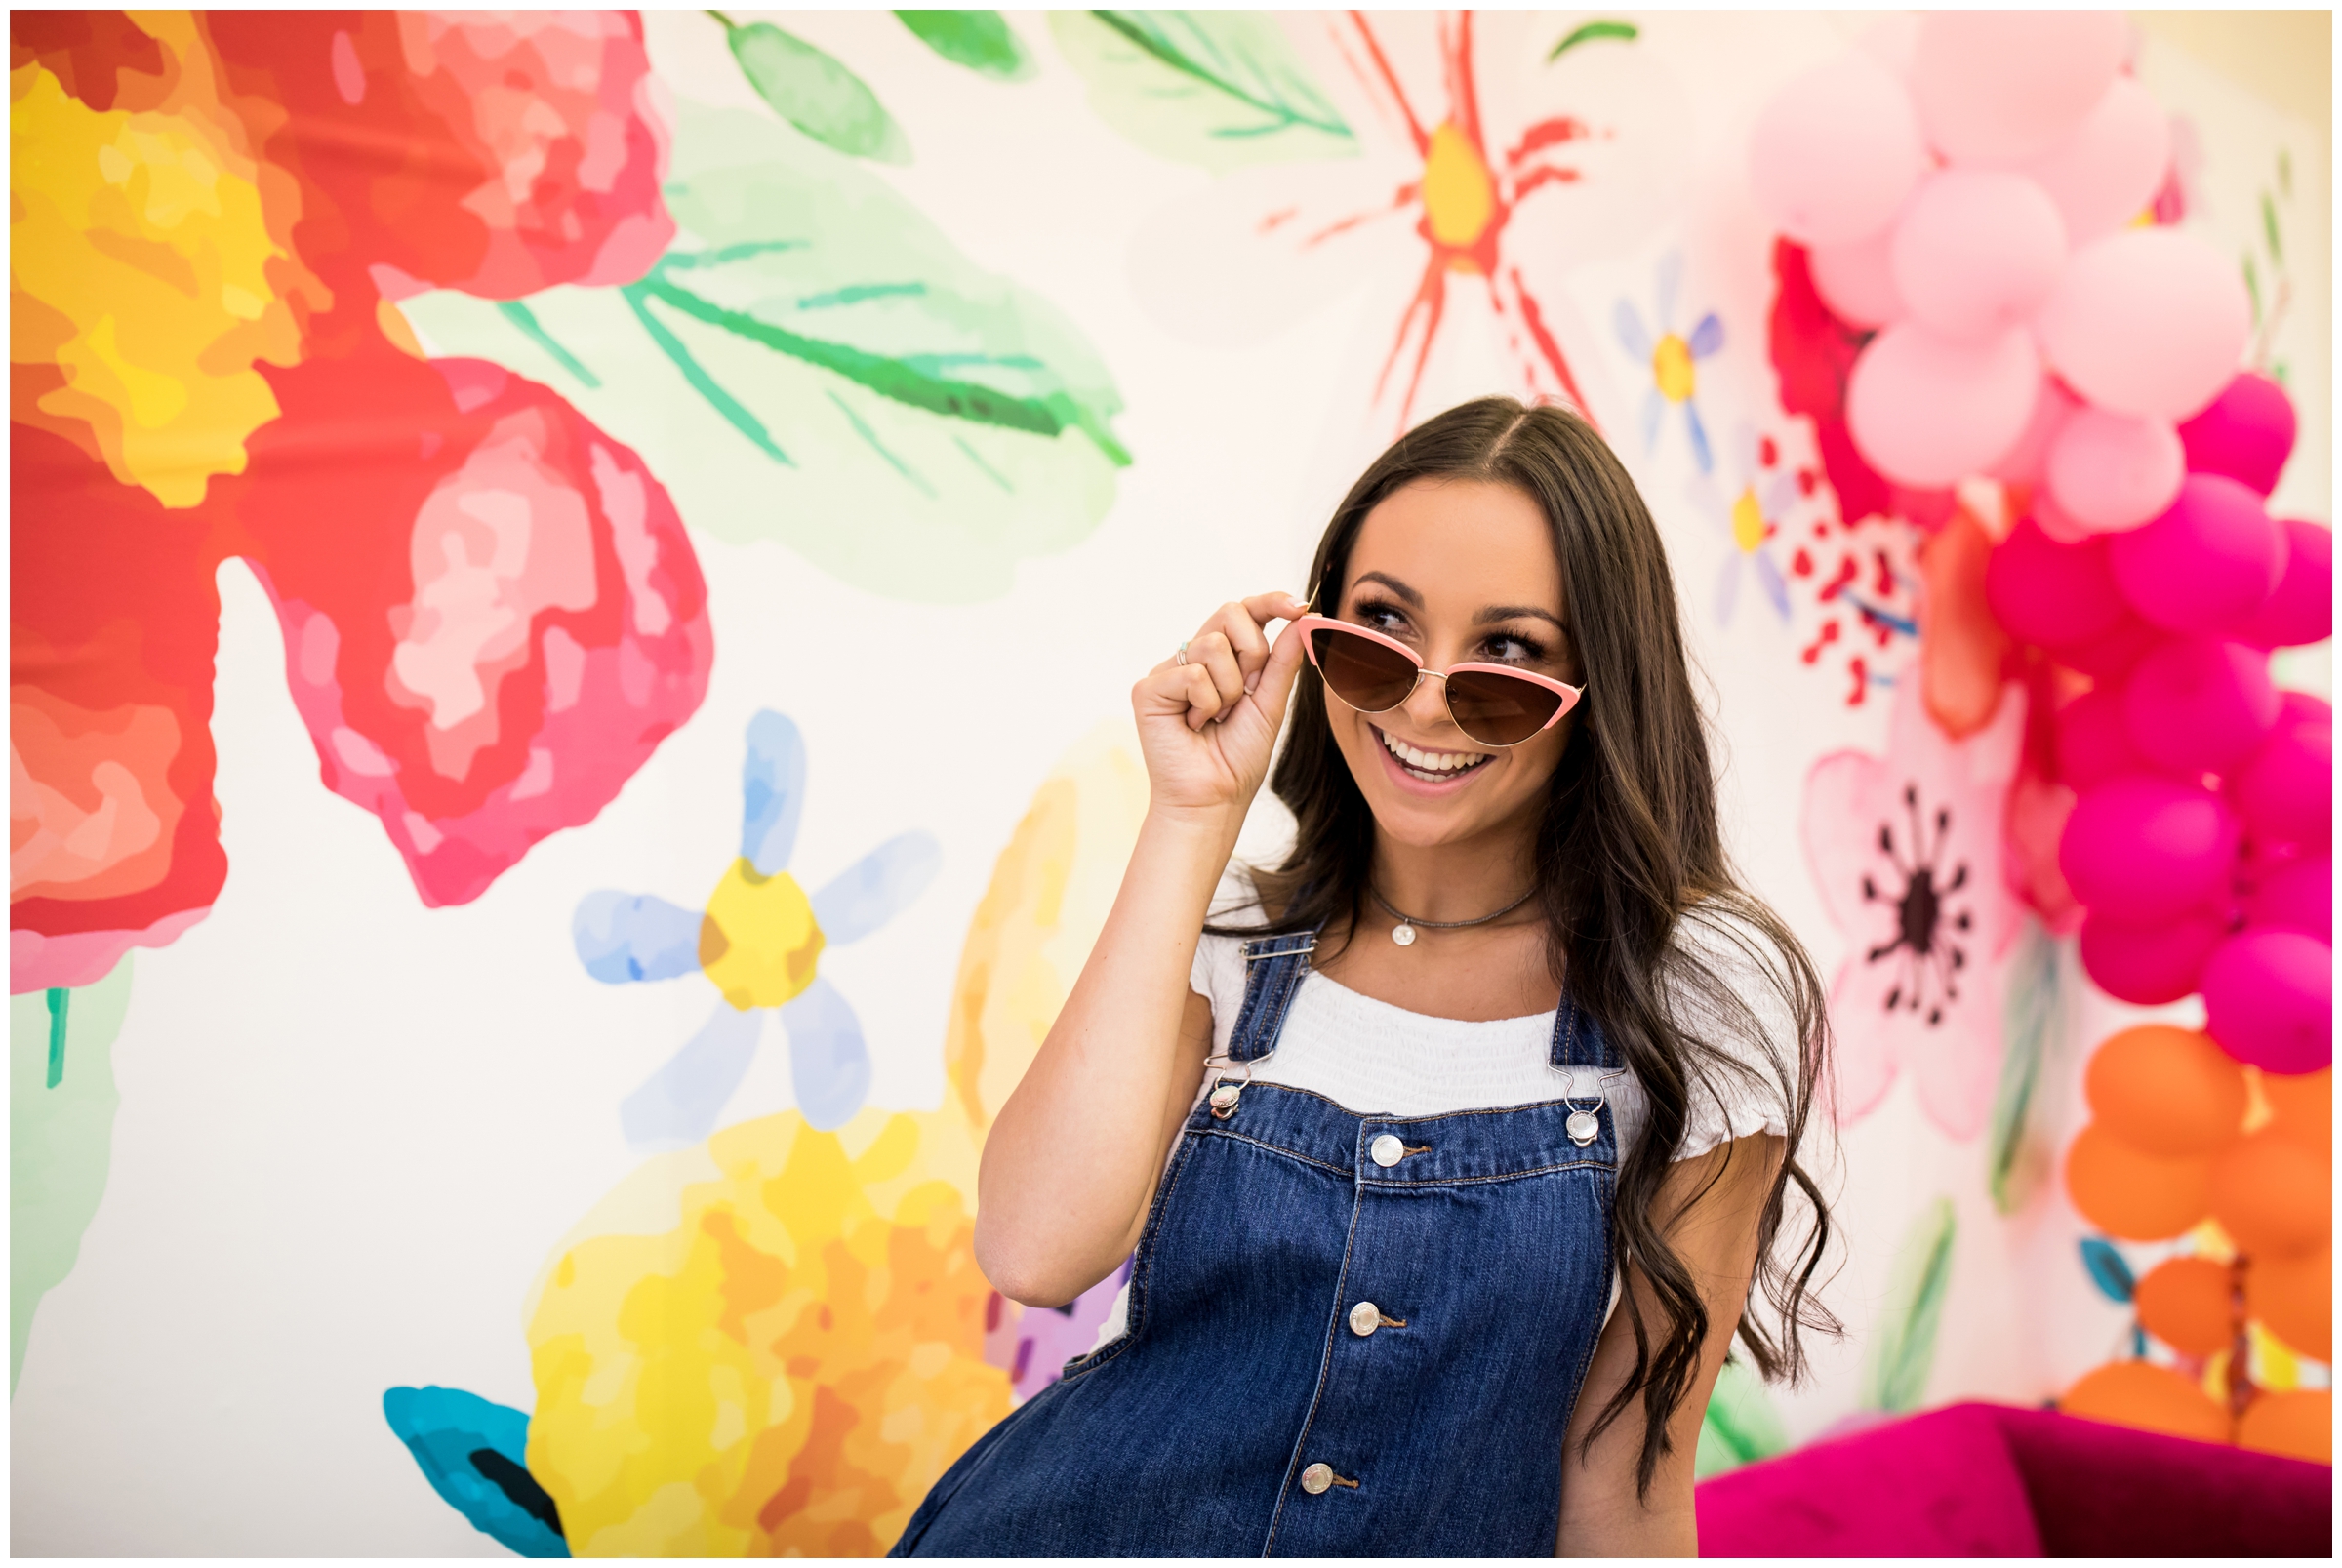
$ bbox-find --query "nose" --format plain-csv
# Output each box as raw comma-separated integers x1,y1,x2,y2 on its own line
1401,668,1453,733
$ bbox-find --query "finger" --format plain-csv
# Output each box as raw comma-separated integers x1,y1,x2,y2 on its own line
1207,602,1272,695
1240,590,1310,628
1246,614,1313,734
1188,629,1246,714
1181,663,1226,730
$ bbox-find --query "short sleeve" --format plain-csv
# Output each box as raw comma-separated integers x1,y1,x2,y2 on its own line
1664,904,1802,1162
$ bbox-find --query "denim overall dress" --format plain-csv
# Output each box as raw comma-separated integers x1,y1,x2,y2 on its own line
893,928,1621,1557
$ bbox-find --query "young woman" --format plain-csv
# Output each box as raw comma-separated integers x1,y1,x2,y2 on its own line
894,398,1833,1557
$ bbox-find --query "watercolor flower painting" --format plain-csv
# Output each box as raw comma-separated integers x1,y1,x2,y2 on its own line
1616,250,1725,473
1693,423,1802,627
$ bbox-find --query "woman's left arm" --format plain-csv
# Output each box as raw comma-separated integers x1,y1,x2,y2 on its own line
1555,1132,1786,1557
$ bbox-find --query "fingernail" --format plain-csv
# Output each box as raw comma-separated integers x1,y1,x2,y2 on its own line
1244,675,1260,695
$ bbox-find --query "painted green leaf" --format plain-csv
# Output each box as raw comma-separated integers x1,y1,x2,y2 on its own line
2243,253,2263,327
2260,189,2283,265
1549,20,1638,61
1986,917,2067,1215
713,11,911,164
896,10,1034,80
1694,1355,1791,1480
402,101,1129,603
12,958,132,1394
1861,1195,1956,1415
1050,10,1355,173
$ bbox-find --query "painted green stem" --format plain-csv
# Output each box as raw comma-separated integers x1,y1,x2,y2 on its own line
1089,11,1350,140
44,988,67,1088
496,301,601,389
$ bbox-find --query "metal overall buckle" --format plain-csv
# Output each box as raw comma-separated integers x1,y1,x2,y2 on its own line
1204,1055,1254,1119
1562,1068,1629,1146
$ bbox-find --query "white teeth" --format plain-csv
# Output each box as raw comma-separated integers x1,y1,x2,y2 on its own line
1379,728,1485,775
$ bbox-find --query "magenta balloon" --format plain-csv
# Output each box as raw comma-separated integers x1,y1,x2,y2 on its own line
2178,371,2298,496
1809,227,1906,329
1989,378,2080,485
2056,610,2163,684
2059,776,2240,921
2080,907,2230,1005
1986,518,2126,647
2120,638,2280,776
2231,520,2334,649
1890,170,2068,341
2045,407,2185,534
2056,688,2156,791
2248,856,2333,944
2108,474,2287,633
2036,228,2254,420
2023,75,2174,242
1846,323,2039,487
2232,711,2334,851
2202,930,2333,1072
1911,12,2128,165
1750,56,1928,246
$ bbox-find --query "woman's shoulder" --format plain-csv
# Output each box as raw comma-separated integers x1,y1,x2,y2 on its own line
1669,895,1806,999
1661,894,1811,1156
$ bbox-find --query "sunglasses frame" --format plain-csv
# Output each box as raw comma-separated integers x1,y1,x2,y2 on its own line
1291,614,1585,747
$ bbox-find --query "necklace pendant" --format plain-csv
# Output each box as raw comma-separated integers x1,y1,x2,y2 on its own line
1391,923,1417,947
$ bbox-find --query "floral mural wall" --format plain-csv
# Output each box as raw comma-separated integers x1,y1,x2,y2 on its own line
12,10,2328,1554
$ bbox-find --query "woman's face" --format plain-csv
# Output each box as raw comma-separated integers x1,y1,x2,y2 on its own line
1325,477,1581,852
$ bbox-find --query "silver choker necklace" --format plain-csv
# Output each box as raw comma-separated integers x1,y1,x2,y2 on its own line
1367,883,1537,946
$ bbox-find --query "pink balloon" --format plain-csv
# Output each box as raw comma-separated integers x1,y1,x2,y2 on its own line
2108,474,2287,633
2120,638,2280,776
2230,520,2333,650
1809,228,1906,329
2045,407,2185,534
1751,56,1928,246
1986,518,2126,647
2248,855,2333,944
2202,930,2332,1072
1889,170,2067,341
2022,76,2173,242
1989,378,2080,485
2036,227,2254,420
1846,323,2039,487
2056,687,2155,791
2080,907,2230,1005
1911,12,2129,165
2054,609,2161,683
2178,371,2297,495
2232,707,2333,850
2060,776,2239,921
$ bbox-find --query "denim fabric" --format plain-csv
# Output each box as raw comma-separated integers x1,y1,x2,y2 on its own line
894,929,1620,1557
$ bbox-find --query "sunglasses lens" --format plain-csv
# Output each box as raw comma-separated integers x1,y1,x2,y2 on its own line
1312,626,1418,712
1444,669,1567,747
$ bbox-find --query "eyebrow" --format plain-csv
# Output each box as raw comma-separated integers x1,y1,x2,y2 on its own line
1353,571,1567,632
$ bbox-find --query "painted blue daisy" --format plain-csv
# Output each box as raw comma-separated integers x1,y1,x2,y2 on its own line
1613,249,1724,474
1692,422,1800,626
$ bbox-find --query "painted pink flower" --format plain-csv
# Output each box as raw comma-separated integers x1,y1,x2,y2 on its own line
1800,677,2027,1138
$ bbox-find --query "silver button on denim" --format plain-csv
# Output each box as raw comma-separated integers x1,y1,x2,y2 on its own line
1369,1133,1404,1167
1349,1301,1383,1337
1300,1463,1334,1495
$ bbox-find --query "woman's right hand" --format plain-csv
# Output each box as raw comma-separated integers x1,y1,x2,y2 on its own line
1131,591,1311,822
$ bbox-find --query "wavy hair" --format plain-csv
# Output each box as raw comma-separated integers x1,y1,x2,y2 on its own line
1214,396,1837,1495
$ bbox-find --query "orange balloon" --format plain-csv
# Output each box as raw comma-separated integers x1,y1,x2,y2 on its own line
2134,1256,2237,1355
2061,1360,2231,1444
2085,1025,2248,1157
2238,1389,2332,1465
2209,1130,2333,1259
2247,1245,2332,1362
2260,1066,2332,1151
2065,1124,2214,1240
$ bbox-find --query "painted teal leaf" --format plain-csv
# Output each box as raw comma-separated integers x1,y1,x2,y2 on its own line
384,1387,569,1557
2080,1236,2136,1304
714,11,911,164
1987,918,2068,1215
1861,1195,1957,1415
1549,20,1638,61
402,101,1129,603
1694,1355,1791,1480
1051,11,1355,173
12,958,131,1394
896,10,1034,79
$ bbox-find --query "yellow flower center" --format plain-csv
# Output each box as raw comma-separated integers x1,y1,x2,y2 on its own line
699,858,825,1010
1731,487,1767,554
1422,122,1495,254
1653,333,1696,404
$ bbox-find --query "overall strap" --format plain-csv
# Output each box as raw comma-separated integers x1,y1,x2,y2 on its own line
1223,930,1321,1064
1549,989,1622,1071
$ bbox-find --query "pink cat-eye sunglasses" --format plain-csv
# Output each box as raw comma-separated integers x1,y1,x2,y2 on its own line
1292,615,1585,749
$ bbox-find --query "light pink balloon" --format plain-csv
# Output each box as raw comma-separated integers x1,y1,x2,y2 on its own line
1889,170,2067,341
1989,378,2080,485
2045,407,2185,533
1750,55,1929,246
2022,76,2173,242
2036,227,2254,420
1810,228,1905,329
1845,323,2039,487
1911,12,2129,165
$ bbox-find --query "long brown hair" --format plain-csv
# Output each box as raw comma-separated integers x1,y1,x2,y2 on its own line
1219,396,1836,1494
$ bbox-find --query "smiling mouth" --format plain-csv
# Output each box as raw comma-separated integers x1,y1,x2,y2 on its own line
1375,724,1494,783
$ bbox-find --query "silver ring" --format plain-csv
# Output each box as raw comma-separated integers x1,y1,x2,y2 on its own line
1176,640,1190,665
